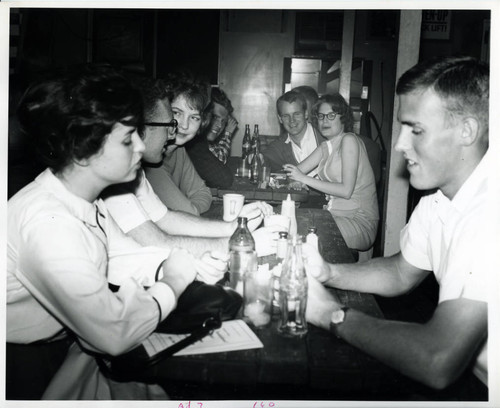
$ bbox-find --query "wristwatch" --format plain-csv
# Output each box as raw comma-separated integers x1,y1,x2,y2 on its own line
330,306,349,337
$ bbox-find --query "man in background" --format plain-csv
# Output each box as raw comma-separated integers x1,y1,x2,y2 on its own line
262,90,326,174
186,87,238,189
292,85,318,122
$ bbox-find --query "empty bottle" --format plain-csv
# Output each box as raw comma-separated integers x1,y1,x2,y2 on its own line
250,143,262,184
278,235,308,338
242,124,252,161
228,217,256,295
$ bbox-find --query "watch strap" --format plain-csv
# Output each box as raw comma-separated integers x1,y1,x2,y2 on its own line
330,306,350,338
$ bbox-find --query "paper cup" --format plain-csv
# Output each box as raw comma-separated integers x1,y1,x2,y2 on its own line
264,214,290,232
223,193,245,222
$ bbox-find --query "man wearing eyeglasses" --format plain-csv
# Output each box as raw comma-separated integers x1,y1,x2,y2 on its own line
262,90,326,175
102,75,278,279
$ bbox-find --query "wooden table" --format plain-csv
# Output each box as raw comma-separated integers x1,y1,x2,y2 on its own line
209,156,310,204
146,206,402,399
215,175,310,204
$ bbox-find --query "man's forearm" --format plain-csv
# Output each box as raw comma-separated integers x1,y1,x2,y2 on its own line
158,210,235,238
127,220,229,257
335,309,439,387
325,254,426,297
162,234,228,257
333,299,487,389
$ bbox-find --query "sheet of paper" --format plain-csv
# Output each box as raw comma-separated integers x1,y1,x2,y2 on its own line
142,319,263,358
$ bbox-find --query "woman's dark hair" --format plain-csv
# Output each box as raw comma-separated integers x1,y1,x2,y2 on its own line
312,93,355,133
164,72,212,132
17,64,143,173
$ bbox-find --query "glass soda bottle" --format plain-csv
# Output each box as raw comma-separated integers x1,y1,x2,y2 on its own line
247,124,259,164
250,143,262,184
242,124,252,164
228,217,256,296
278,235,308,337
252,124,260,150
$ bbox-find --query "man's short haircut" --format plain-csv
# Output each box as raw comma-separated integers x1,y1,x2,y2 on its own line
312,93,355,133
127,74,168,123
276,90,307,114
396,56,489,139
292,86,319,106
210,87,234,114
17,64,142,173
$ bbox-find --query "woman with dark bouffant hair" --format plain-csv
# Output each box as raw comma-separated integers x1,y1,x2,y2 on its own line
284,93,379,261
7,64,196,400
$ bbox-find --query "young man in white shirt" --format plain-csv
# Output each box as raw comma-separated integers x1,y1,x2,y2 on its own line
303,56,493,395
262,91,326,175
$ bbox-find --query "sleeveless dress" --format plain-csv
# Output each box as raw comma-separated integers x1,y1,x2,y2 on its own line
317,133,379,251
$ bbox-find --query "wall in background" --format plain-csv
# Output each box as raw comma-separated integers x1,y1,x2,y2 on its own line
420,9,490,61
13,8,489,153
218,10,295,156
156,9,219,83
9,7,491,241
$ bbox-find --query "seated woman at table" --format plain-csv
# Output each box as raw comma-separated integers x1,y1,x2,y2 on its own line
186,87,237,189
144,72,213,215
7,65,200,400
283,93,379,261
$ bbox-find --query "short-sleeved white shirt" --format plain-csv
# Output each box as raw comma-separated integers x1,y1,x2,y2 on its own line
400,153,492,385
103,169,168,233
285,123,319,177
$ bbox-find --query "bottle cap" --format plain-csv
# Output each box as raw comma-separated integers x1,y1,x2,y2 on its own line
307,226,317,234
279,231,288,239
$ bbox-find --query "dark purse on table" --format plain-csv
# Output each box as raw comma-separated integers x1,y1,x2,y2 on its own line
95,280,242,382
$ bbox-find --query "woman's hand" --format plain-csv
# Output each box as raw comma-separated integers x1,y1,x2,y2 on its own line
237,201,273,232
283,164,306,183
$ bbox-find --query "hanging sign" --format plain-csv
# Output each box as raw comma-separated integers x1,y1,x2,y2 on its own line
421,10,452,40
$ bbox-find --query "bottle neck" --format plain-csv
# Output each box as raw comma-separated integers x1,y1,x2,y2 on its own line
283,240,304,278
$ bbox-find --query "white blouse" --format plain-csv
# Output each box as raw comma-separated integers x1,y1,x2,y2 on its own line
7,169,175,355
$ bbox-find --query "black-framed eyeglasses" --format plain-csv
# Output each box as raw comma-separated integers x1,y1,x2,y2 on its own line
315,112,337,121
144,119,178,135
